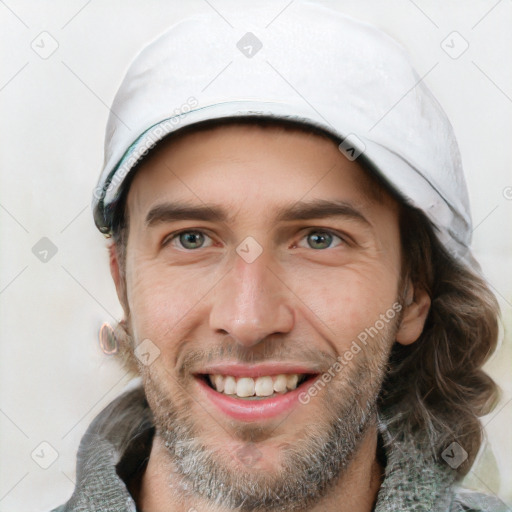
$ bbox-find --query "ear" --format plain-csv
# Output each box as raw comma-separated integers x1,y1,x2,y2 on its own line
109,243,129,315
395,282,431,346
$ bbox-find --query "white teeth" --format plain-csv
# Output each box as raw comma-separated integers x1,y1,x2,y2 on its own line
255,376,274,397
286,374,299,390
236,377,255,397
206,373,305,398
273,374,288,393
212,374,224,393
224,376,237,395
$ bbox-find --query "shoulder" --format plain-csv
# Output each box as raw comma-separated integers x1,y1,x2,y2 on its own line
450,488,510,512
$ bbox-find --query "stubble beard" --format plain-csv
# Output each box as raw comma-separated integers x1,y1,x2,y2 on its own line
141,326,395,511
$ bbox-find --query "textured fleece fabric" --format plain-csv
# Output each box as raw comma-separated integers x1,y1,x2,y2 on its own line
51,386,508,512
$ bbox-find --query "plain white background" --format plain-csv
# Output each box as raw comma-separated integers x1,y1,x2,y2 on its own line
1,1,511,510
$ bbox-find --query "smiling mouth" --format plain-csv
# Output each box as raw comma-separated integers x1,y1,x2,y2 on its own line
196,373,317,400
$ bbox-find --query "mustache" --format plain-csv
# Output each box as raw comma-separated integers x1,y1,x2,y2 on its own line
176,340,337,377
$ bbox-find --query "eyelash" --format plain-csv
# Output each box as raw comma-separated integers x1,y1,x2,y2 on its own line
162,228,349,250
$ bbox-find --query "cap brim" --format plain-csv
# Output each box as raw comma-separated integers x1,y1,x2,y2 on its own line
93,100,471,264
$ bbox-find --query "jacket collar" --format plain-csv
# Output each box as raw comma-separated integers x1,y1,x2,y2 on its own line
58,383,458,511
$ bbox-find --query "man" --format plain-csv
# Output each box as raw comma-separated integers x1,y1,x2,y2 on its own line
53,2,505,511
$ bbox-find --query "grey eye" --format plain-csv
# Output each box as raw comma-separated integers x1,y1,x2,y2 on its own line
307,231,333,249
299,230,343,250
178,231,206,249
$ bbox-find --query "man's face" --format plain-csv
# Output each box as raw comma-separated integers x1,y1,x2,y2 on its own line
121,124,407,508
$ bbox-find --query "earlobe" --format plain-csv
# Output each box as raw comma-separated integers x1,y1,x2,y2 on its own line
396,284,431,346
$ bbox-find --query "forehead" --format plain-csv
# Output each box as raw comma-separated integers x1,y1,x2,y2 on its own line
123,121,396,222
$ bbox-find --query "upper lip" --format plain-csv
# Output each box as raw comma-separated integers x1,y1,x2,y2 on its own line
195,363,321,379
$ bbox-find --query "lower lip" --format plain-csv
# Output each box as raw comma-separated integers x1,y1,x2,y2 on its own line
196,376,314,422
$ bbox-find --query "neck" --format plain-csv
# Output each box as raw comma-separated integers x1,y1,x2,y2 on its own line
136,426,383,512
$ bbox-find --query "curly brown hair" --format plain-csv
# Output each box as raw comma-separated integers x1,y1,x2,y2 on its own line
379,205,500,475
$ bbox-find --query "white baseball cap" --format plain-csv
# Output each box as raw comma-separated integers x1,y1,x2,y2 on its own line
93,1,474,267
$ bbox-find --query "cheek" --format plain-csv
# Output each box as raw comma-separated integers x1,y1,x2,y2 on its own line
126,260,215,346
289,264,399,343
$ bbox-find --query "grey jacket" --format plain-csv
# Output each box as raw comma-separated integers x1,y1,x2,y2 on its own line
51,386,508,512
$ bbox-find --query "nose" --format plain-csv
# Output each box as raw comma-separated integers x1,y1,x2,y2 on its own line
209,254,295,348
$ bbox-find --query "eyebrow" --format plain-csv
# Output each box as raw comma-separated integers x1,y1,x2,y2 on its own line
145,199,371,228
